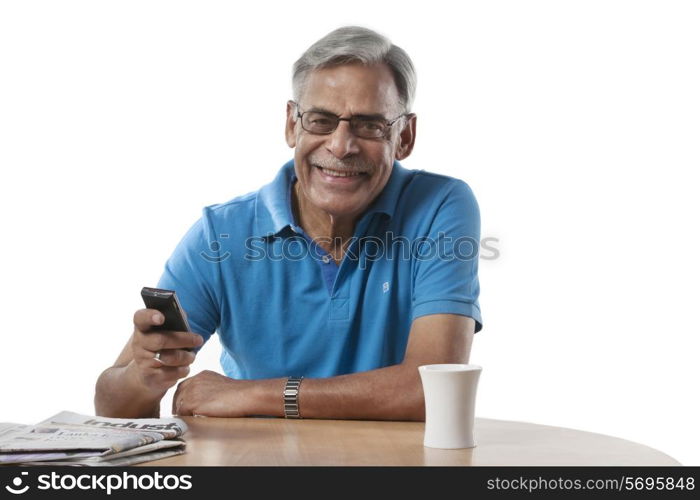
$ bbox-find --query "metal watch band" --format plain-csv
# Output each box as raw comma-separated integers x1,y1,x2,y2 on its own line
283,376,303,419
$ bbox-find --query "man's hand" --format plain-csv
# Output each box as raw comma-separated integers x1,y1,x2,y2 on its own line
129,308,204,397
94,309,206,418
172,370,257,417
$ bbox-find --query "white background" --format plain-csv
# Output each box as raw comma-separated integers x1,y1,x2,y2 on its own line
1,1,698,465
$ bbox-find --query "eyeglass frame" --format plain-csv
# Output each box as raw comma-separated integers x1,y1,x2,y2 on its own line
291,101,410,140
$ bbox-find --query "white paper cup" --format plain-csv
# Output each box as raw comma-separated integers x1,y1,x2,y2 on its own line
419,364,482,449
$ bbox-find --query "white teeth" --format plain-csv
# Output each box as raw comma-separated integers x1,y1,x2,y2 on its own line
319,167,362,178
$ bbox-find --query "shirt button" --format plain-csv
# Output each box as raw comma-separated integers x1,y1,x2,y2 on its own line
322,255,331,264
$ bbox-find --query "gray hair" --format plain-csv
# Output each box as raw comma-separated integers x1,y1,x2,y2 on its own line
292,26,417,113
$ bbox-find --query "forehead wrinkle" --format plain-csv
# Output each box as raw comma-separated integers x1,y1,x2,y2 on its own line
304,105,338,115
301,65,400,118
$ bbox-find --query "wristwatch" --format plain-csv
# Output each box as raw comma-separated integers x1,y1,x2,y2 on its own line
283,376,303,419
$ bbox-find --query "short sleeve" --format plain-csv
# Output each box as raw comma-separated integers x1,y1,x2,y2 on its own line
156,207,222,345
411,180,483,332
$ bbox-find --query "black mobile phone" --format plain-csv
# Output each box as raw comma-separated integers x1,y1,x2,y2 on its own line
141,287,191,332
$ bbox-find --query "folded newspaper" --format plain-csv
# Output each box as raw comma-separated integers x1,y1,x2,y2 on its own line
0,411,187,466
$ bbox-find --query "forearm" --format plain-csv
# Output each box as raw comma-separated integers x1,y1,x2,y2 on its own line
177,315,475,419
246,315,475,421
250,363,425,421
94,362,165,418
302,364,424,420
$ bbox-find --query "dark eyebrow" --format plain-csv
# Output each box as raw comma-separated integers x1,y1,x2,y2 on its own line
352,113,389,121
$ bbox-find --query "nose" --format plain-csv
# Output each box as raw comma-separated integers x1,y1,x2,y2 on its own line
325,120,361,159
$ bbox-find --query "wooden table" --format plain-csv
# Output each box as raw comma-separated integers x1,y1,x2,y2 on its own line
139,417,680,466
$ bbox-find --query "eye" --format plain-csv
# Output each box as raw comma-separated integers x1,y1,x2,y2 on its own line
310,117,333,126
357,120,383,131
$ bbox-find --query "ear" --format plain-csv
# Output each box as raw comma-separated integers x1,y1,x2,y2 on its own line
285,100,298,148
394,113,417,160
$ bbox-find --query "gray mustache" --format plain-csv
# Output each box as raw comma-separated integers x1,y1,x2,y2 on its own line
309,156,373,173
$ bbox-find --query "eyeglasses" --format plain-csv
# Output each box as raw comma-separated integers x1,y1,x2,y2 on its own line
293,102,407,139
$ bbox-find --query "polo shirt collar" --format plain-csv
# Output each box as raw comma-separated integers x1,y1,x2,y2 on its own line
254,159,409,237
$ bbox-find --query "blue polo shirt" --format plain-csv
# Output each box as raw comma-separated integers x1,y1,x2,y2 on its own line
157,160,482,380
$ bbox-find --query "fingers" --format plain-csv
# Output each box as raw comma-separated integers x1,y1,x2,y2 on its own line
133,308,165,333
173,397,187,416
136,364,191,396
133,308,204,352
156,365,191,380
130,308,203,395
172,378,189,415
139,330,204,353
150,348,197,367
134,308,203,345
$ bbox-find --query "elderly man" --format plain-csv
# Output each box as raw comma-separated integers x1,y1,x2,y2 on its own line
95,26,482,421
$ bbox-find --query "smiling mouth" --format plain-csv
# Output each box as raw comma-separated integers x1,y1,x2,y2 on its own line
314,165,368,178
